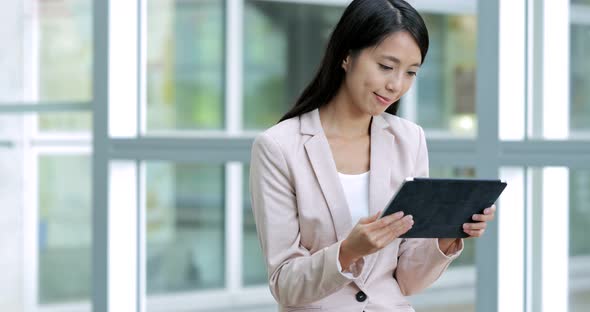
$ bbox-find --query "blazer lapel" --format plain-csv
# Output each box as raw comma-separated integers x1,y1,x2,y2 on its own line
369,115,395,215
301,110,353,242
361,115,395,281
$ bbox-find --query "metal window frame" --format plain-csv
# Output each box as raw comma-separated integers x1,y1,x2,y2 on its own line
1,0,588,311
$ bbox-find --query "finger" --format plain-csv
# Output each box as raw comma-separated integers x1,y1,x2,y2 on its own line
484,205,496,215
359,210,382,224
464,228,485,237
473,213,494,222
382,215,414,239
382,211,405,222
370,214,413,243
371,210,382,220
472,205,496,222
375,216,413,246
463,222,487,231
366,211,404,230
357,213,405,246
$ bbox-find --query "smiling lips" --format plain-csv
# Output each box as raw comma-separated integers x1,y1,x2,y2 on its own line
374,92,392,106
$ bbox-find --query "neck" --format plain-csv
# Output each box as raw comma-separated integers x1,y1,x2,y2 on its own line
319,88,372,139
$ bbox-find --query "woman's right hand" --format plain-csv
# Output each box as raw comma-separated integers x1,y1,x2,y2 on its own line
339,210,413,269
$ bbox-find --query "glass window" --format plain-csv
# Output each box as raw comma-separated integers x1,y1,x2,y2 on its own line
1,0,92,103
37,112,92,132
516,166,590,311
571,11,590,137
569,169,590,311
570,171,590,256
0,0,25,102
412,14,477,137
38,154,91,303
2,117,93,307
0,137,24,311
528,0,589,140
145,163,225,295
242,2,478,138
242,1,343,130
146,0,224,132
243,166,266,286
0,115,24,137
1,113,91,137
39,0,92,102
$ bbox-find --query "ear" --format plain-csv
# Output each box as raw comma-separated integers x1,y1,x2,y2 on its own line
342,55,351,72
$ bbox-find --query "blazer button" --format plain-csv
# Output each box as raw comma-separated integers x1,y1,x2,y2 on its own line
355,290,367,302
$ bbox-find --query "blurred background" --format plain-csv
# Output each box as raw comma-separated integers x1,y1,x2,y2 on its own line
0,0,589,311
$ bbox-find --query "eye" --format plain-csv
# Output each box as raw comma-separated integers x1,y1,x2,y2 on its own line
379,64,393,71
407,71,417,77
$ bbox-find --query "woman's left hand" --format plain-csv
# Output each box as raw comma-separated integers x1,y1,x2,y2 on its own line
439,204,497,255
463,204,496,238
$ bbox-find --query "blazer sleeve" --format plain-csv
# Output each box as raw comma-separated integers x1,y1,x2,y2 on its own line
249,133,356,306
394,126,464,296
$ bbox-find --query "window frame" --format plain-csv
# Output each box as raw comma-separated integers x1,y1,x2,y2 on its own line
1,0,588,311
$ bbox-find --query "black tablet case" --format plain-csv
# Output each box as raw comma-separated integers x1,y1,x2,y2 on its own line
382,178,507,238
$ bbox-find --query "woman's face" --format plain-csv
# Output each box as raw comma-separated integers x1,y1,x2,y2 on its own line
341,31,422,116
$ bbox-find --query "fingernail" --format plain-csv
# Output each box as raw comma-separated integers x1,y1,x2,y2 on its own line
406,215,413,220
395,211,404,217
463,224,468,229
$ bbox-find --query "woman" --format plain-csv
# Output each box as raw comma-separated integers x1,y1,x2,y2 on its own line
249,0,495,311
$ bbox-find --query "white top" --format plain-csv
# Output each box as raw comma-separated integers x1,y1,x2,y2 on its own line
338,171,370,227
336,171,370,278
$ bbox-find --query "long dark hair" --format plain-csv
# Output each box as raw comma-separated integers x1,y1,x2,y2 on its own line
279,0,429,122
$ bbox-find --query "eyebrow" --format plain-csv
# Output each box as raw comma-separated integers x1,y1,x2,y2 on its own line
382,55,421,68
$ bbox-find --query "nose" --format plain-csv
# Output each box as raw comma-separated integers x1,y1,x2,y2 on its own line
385,74,403,94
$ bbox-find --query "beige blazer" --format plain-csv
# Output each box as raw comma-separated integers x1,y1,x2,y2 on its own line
249,109,463,312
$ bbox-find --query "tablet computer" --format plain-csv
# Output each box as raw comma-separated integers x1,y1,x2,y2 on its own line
380,177,507,238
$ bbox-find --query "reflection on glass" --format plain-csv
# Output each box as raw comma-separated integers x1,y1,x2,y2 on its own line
1,0,92,103
38,155,91,303
569,169,590,311
145,163,224,294
243,3,478,137
0,116,24,137
0,0,25,102
146,0,224,132
0,138,24,310
430,167,476,267
39,0,92,102
37,112,91,132
415,14,477,137
571,22,590,136
243,166,267,286
243,1,343,129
